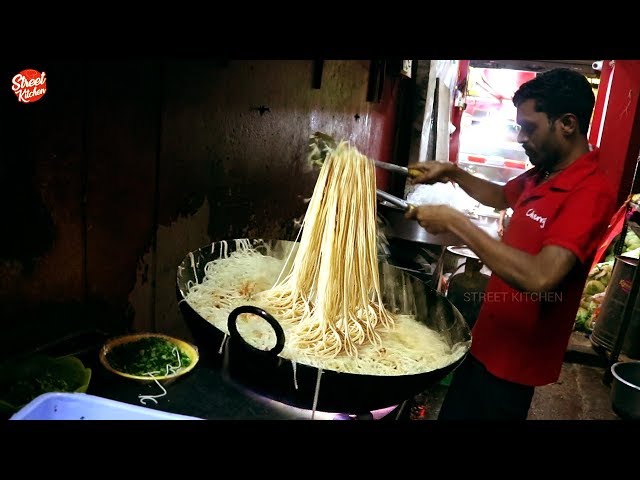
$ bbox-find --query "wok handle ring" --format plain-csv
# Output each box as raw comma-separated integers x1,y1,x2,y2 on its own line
227,305,286,357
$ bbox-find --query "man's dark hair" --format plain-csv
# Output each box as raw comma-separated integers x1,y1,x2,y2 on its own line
513,68,595,136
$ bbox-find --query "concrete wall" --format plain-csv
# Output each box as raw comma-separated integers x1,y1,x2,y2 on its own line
0,59,405,352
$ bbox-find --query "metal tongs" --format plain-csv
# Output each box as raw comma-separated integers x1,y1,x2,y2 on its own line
308,131,420,178
308,132,419,216
373,161,421,178
376,189,416,215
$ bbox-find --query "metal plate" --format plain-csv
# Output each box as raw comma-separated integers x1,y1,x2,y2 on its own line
446,246,480,260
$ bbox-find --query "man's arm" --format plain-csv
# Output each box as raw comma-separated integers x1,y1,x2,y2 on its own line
407,206,576,293
449,166,510,210
408,162,509,210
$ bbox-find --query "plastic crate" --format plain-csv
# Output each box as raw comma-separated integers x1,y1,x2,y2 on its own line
10,392,202,420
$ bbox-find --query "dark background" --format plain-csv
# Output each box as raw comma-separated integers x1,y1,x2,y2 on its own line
0,59,418,359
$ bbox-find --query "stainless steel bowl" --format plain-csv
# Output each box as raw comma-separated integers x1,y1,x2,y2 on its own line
610,360,640,419
382,208,464,246
379,204,500,246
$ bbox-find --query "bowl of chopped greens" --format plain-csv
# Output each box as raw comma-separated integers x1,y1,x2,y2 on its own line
0,354,92,415
99,333,199,383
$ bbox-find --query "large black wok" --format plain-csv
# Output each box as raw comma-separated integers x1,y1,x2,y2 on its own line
176,239,471,414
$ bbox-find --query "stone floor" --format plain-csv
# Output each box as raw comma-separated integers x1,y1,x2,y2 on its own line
394,331,624,421
528,332,621,420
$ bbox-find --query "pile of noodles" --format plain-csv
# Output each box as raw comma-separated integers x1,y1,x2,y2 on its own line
184,141,466,375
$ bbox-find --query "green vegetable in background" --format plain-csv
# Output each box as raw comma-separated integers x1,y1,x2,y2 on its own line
585,280,606,295
5,373,71,407
625,230,640,249
106,337,191,376
576,307,590,325
0,355,91,413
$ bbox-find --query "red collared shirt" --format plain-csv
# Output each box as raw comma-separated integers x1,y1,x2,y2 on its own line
470,147,617,386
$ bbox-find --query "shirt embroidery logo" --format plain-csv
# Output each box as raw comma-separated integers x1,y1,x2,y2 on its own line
526,208,547,229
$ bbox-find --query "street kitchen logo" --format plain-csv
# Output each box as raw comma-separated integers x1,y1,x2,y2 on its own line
12,69,47,103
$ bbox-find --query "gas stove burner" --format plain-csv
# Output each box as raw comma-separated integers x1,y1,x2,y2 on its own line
227,373,398,420
248,389,398,420
331,407,398,420
261,400,399,420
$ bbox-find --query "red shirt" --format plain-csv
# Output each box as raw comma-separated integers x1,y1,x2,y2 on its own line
470,147,617,386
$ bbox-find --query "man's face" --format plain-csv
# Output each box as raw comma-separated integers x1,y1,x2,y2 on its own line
516,99,561,170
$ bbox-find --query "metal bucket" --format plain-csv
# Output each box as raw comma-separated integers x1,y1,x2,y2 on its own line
610,361,640,419
591,256,640,359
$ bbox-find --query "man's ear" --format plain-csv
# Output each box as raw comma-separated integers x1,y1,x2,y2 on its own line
559,114,578,135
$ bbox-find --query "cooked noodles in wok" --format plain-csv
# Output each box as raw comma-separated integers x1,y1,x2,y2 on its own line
183,142,468,375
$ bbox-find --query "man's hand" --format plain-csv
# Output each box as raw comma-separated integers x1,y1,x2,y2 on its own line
408,161,508,210
405,204,463,235
407,161,457,185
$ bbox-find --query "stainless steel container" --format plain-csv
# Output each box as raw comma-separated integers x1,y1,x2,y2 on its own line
382,208,464,246
591,256,640,359
379,204,500,246
610,360,640,419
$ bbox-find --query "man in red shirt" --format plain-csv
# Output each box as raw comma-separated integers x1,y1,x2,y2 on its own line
406,68,617,420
